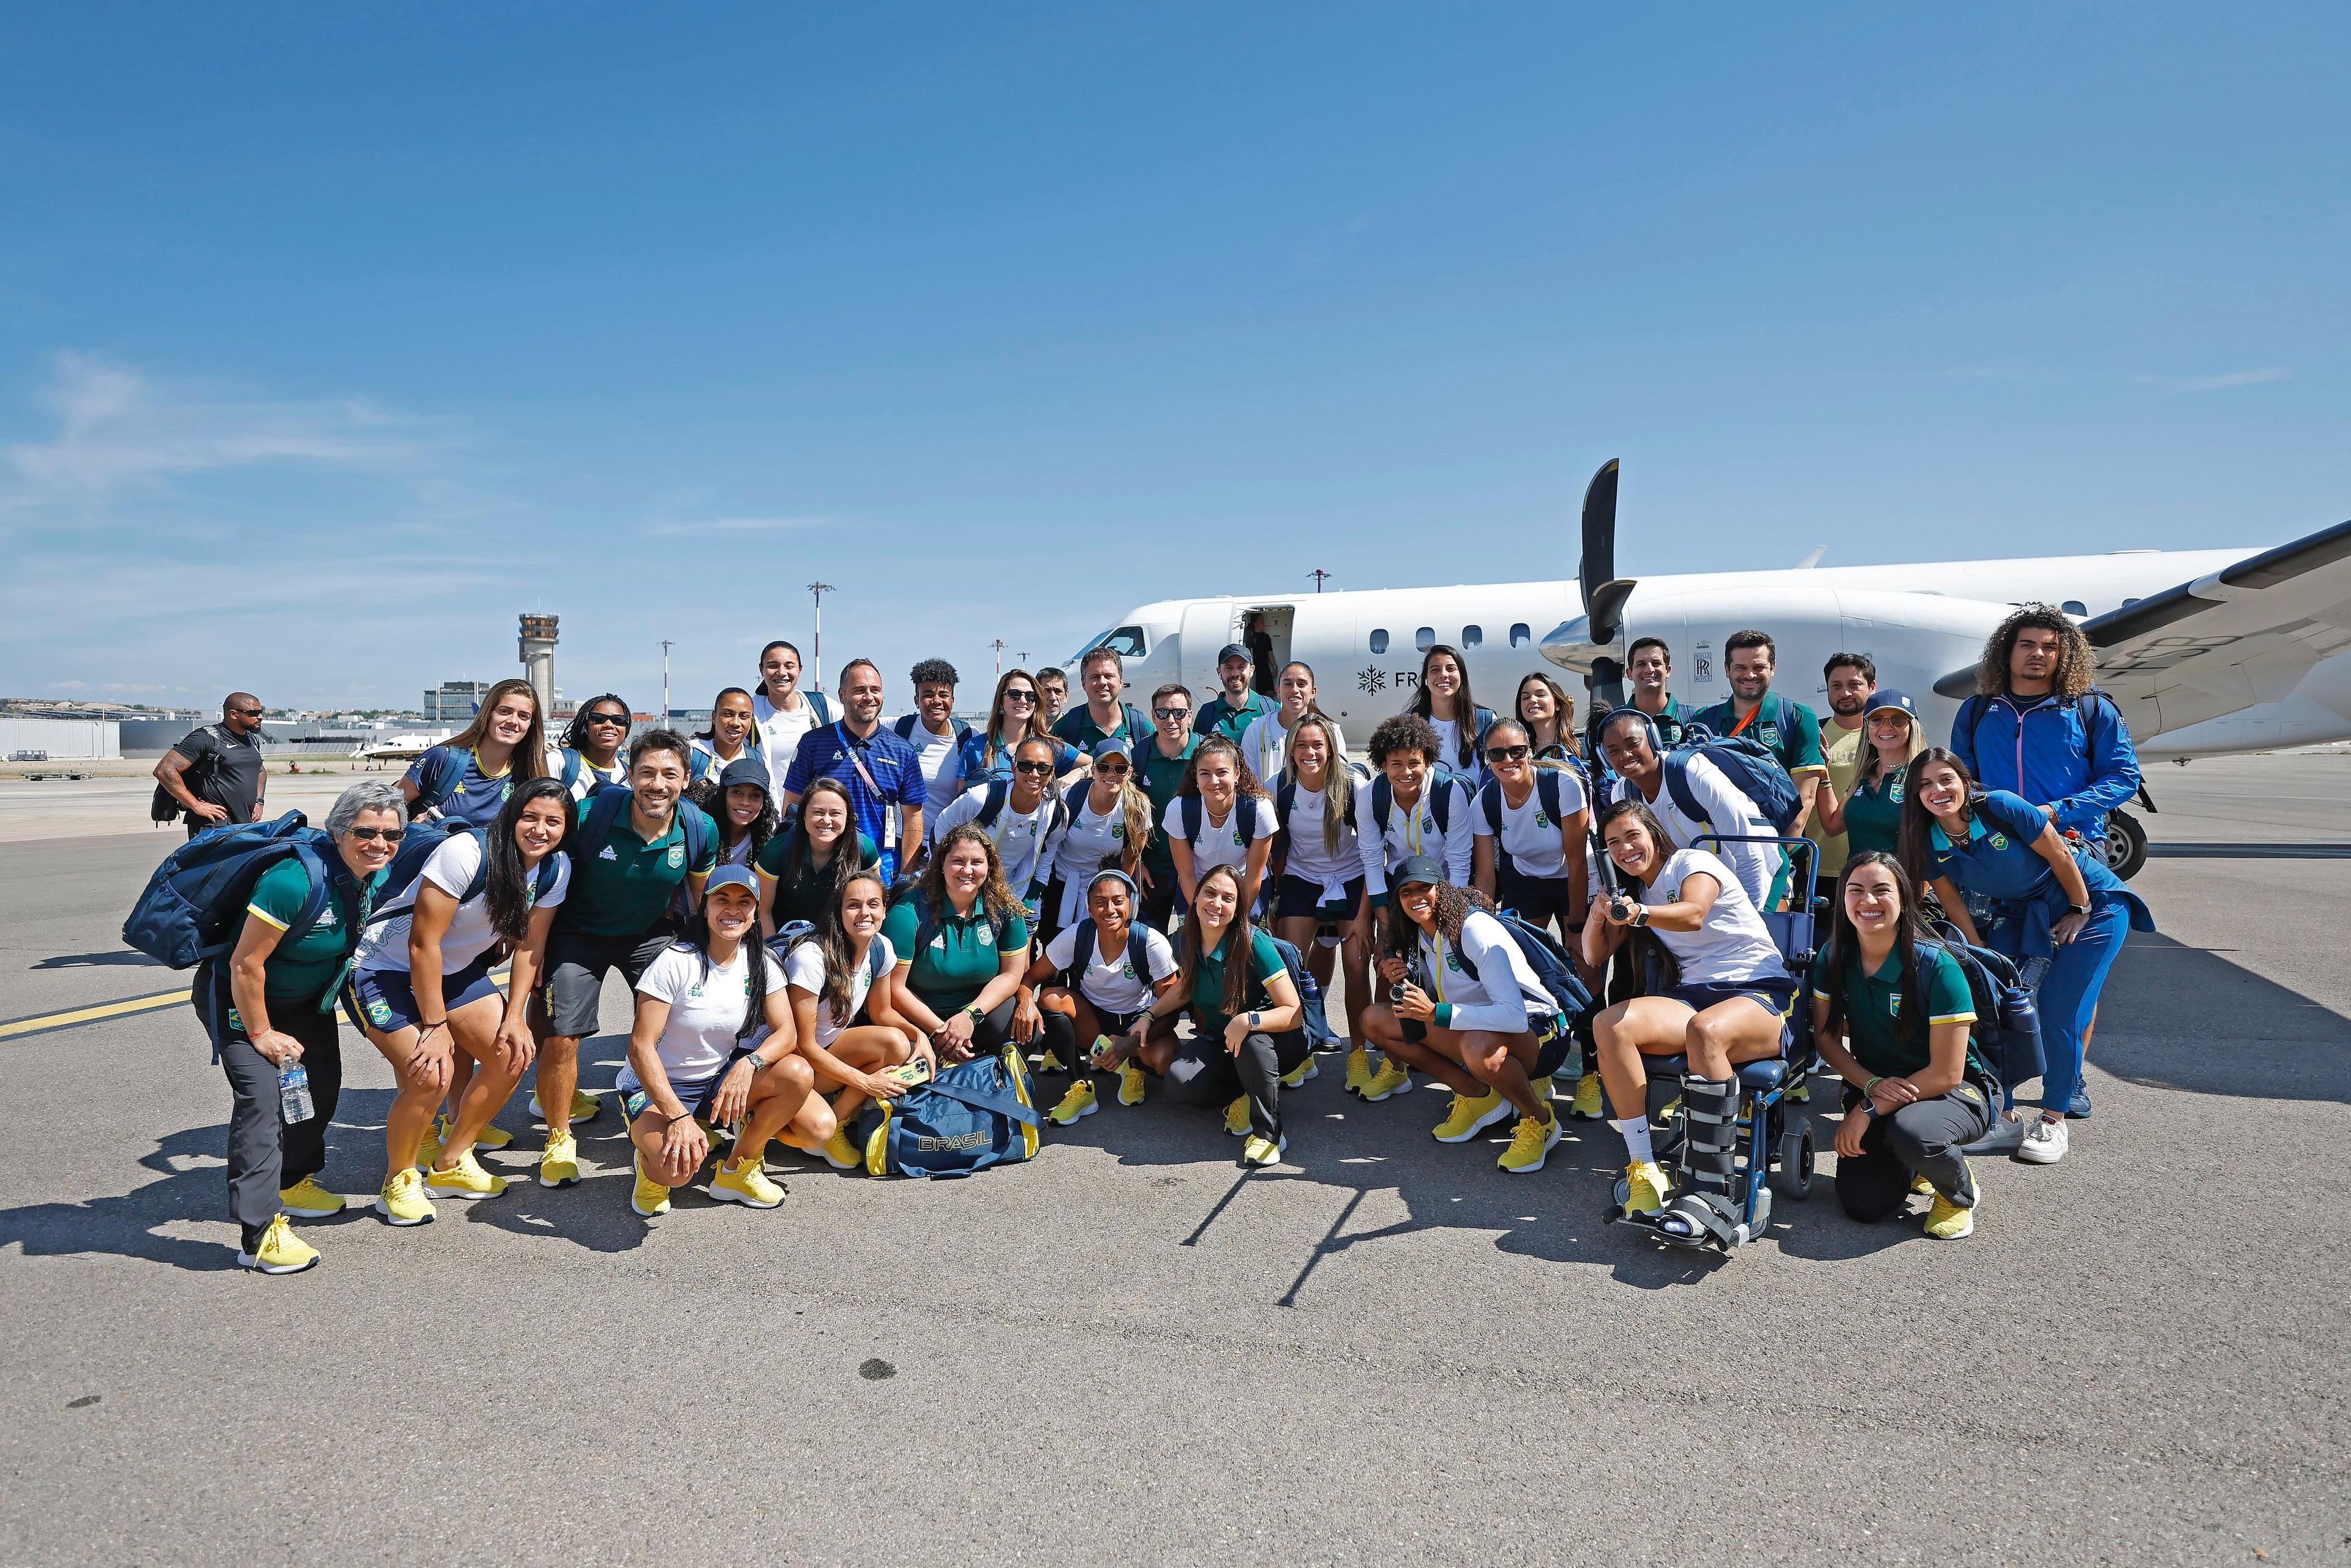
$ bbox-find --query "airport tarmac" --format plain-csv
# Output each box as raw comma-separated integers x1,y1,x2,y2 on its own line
1,753,2345,1566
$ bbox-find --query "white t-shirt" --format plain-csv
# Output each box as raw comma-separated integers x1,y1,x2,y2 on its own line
1161,795,1278,880
1602,754,1776,908
934,783,1068,895
784,934,896,1048
1366,776,1476,886
1415,907,1554,1034
1638,849,1788,988
1043,921,1179,1015
893,717,968,828
621,942,786,1091
1237,710,1346,789
353,833,571,977
753,690,823,798
1477,770,1588,882
1277,780,1382,901
1048,786,1134,925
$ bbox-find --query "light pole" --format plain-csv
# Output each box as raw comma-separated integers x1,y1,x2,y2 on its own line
992,639,1006,681
808,582,836,691
660,640,673,725
1309,568,1333,593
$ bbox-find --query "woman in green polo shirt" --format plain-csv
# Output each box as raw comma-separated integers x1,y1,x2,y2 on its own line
1811,851,1993,1239
880,826,1039,1063
197,780,405,1274
1813,689,1927,862
756,776,879,934
1115,862,1306,1168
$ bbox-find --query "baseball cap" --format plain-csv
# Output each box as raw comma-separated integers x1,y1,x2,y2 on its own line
717,756,770,795
1392,854,1449,890
1092,735,1133,762
1217,642,1253,666
704,865,759,900
1864,688,1919,722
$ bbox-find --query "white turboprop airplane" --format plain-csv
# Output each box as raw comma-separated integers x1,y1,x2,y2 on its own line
1079,461,2351,879
351,732,452,763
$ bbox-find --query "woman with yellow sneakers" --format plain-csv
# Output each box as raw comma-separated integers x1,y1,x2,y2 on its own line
621,867,823,1217
346,778,573,1226
782,869,926,1169
1032,869,1182,1124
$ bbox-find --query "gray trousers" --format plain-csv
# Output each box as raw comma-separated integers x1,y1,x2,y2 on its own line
1835,1080,1993,1220
195,965,343,1244
1163,1027,1309,1140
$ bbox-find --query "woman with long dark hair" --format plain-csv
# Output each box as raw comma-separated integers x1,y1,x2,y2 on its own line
951,668,1079,793
756,775,878,934
1407,643,1497,782
620,867,817,1216
1581,798,1795,1232
1515,672,1581,767
1165,736,1277,917
686,755,778,877
782,870,923,1169
400,676,549,828
1361,855,1569,1174
1471,718,1590,939
346,777,573,1225
1812,852,1994,1239
880,825,1040,1065
1113,862,1306,1167
689,686,760,784
555,693,632,798
1898,747,2153,1167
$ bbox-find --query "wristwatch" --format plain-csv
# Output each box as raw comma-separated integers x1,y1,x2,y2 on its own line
2069,902,2092,915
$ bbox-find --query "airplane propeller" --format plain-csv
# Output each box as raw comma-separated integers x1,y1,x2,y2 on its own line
1577,458,1634,711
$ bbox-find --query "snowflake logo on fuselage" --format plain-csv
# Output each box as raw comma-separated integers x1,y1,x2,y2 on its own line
1359,667,1387,694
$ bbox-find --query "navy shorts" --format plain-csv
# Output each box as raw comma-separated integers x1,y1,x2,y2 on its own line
1496,868,1580,930
1667,978,1798,1021
1275,874,1364,923
619,1048,754,1123
1531,1010,1574,1080
343,954,500,1036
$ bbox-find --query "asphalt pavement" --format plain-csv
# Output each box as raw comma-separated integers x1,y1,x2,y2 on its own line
1,753,2345,1566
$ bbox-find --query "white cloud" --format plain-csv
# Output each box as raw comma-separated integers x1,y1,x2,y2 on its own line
2,351,434,506
644,516,828,537
2136,367,2293,393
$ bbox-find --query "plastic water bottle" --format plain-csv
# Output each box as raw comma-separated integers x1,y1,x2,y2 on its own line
279,1061,313,1125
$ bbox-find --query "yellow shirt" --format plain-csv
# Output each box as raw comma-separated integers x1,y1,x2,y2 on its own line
1809,718,1867,883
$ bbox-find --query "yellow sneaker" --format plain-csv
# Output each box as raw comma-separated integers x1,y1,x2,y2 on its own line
413,1122,442,1173
375,1166,436,1226
1625,1160,1671,1215
1359,1060,1412,1103
277,1177,345,1218
1037,1048,1067,1075
424,1150,508,1200
1498,1112,1561,1174
711,1158,786,1209
1280,1052,1318,1087
1049,1079,1098,1125
529,1087,601,1125
1224,1095,1252,1137
1571,1071,1605,1119
1910,1172,1935,1196
1117,1062,1147,1106
1242,1131,1287,1168
537,1130,580,1188
1431,1088,1510,1144
1924,1191,1976,1239
444,1114,512,1150
1344,1048,1373,1096
1528,1076,1553,1106
630,1152,670,1218
819,1128,863,1171
238,1214,319,1274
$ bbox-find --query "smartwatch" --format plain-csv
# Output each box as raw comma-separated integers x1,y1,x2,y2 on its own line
2069,902,2092,915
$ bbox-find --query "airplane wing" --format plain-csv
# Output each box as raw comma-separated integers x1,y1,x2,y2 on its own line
1932,517,2351,739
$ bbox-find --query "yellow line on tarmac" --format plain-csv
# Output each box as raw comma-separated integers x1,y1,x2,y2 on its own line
0,986,192,1040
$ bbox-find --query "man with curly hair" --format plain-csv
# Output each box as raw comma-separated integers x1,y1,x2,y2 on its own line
1951,604,2142,846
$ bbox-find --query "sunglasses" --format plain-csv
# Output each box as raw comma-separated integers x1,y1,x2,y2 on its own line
586,712,630,728
1003,691,1038,705
228,706,264,718
346,826,405,844
1153,707,1189,721
1485,744,1532,763
1014,760,1056,776
1094,762,1131,776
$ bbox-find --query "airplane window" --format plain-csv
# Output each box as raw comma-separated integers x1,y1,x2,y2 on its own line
1369,628,1389,655
1415,626,1434,652
1098,625,1147,658
2061,601,2087,617
1510,623,1531,648
1461,625,1483,648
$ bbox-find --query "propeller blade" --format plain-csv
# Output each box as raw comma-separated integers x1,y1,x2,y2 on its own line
1578,457,1619,607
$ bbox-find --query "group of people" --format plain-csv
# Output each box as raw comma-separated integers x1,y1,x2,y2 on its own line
182,604,2151,1274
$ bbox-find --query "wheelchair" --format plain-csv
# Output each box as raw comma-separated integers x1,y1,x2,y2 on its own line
1604,836,1823,1255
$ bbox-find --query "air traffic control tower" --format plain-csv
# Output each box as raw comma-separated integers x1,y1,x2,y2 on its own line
519,613,559,718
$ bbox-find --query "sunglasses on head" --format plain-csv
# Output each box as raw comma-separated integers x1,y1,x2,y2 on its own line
1014,760,1056,776
346,825,405,844
587,711,630,727
1485,743,1531,763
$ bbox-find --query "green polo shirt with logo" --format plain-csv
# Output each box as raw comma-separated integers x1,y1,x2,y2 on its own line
246,858,382,1000
560,793,719,938
880,898,1033,1017
1689,692,1828,779
1812,942,1976,1078
1139,733,1201,883
1195,690,1275,746
1188,928,1286,1038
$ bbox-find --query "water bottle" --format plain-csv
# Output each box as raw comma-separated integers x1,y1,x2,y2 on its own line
279,1061,313,1125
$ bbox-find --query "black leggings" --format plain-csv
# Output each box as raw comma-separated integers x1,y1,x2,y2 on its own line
1835,1081,1995,1219
1163,1026,1310,1140
195,963,345,1247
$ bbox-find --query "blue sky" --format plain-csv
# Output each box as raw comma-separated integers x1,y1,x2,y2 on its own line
2,3,2344,712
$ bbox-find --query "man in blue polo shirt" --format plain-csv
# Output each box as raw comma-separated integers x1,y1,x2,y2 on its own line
781,658,927,881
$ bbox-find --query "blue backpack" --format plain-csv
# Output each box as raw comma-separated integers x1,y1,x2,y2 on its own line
569,788,714,876
1463,909,1595,1022
1065,916,1156,989
1367,774,1455,839
862,1045,1040,1177
1477,770,1573,879
1178,792,1264,847
1262,932,1335,1046
1660,725,1804,835
893,713,975,752
122,812,334,970
407,746,472,818
1924,921,2045,1089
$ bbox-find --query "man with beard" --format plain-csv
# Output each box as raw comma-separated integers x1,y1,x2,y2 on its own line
1809,653,1877,902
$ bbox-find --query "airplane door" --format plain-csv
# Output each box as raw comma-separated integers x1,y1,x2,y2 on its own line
1180,601,1238,696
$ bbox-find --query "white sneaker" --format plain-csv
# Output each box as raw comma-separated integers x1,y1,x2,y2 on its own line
1963,1108,2029,1156
2016,1114,2069,1165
